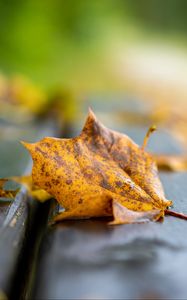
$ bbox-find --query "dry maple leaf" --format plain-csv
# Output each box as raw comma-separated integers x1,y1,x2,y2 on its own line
21,109,181,225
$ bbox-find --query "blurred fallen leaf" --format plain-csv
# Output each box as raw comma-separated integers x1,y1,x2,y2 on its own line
11,175,52,202
10,76,48,115
0,73,77,126
0,176,51,204
116,102,187,150
0,290,7,300
155,154,187,171
0,74,48,122
0,179,18,201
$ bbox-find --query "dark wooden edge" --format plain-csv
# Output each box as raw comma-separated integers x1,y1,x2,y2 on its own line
0,187,29,299
0,118,61,300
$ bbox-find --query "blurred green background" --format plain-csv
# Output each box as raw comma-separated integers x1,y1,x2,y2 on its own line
0,0,187,92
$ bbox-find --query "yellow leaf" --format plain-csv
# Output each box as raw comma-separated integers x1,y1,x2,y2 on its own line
0,176,51,203
0,179,18,199
12,175,52,202
22,110,173,225
155,154,187,172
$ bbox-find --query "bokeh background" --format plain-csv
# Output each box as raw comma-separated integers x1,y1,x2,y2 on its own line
0,0,187,148
0,0,187,91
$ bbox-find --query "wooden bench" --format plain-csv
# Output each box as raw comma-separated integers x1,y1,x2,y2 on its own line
0,101,187,299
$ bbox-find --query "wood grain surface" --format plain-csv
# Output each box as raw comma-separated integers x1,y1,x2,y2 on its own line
31,112,187,300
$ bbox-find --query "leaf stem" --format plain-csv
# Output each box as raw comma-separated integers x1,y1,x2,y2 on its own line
142,125,157,150
165,209,187,220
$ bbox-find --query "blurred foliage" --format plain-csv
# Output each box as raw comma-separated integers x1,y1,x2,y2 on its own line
126,0,187,34
0,73,77,124
0,0,187,89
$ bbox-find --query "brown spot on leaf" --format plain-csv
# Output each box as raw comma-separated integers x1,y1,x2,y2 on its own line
66,179,72,185
115,181,123,188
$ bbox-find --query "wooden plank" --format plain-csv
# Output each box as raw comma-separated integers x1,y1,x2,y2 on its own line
31,172,187,299
0,189,29,299
31,114,187,300
0,119,59,299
